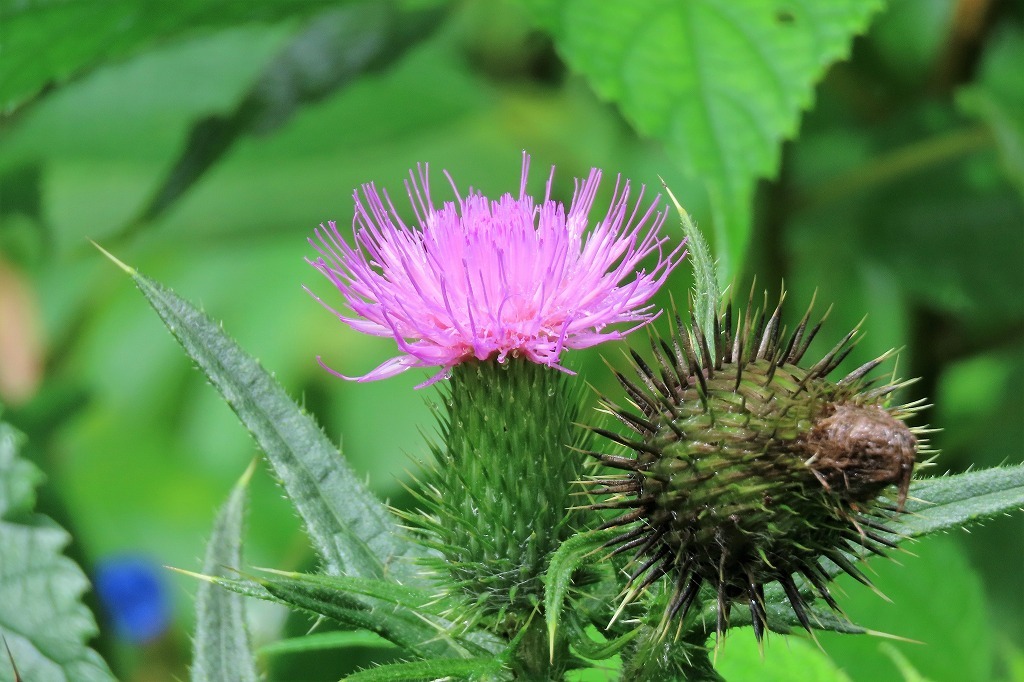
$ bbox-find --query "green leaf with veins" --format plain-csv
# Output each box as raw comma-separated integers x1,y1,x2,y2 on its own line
518,0,885,282
0,419,115,682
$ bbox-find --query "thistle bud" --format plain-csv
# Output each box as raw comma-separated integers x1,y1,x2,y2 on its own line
588,293,926,640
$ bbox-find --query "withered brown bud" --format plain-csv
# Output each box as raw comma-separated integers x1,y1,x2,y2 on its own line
799,403,916,508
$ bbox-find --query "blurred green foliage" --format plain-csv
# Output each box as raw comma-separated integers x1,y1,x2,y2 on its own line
0,0,1021,680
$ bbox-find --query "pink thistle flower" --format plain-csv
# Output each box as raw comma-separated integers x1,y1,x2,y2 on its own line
307,153,685,386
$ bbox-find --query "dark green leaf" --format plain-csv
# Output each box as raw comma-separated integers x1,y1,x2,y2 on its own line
0,420,115,682
202,572,498,660
128,1,444,232
518,0,884,281
0,0,331,114
191,461,259,682
958,29,1024,199
343,656,505,682
258,631,397,657
96,246,425,584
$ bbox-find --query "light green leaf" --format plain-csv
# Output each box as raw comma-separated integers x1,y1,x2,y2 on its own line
519,0,885,281
191,461,259,682
0,420,115,682
343,656,505,682
715,629,852,682
0,0,327,114
96,246,424,584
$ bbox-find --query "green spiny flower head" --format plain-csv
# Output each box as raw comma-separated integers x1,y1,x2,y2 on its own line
308,154,684,666
588,291,927,642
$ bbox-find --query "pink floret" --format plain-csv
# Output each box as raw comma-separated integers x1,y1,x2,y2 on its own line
307,153,685,386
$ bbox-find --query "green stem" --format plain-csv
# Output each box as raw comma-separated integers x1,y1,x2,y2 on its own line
798,126,993,210
418,359,585,653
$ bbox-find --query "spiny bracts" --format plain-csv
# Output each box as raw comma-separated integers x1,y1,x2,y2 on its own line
585,291,928,641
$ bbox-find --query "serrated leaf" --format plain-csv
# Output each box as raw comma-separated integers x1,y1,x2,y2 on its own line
258,630,397,657
128,1,443,232
203,572,497,660
663,181,718,358
543,529,618,658
519,0,884,281
343,656,505,682
892,465,1024,538
191,461,259,682
0,421,115,682
0,0,329,114
97,246,424,584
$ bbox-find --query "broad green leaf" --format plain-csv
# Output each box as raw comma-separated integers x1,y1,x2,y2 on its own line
96,246,424,584
0,0,328,114
958,29,1024,199
819,535,994,682
715,629,852,682
191,461,259,682
518,0,885,281
343,656,505,682
0,420,115,682
126,1,443,234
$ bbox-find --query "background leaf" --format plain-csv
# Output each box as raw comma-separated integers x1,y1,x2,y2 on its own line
0,420,115,682
517,0,885,281
127,1,444,233
190,461,259,682
958,28,1024,199
0,0,330,114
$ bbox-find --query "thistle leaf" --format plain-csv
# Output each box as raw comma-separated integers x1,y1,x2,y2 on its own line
662,182,718,357
543,529,619,658
893,465,1024,538
0,420,115,682
196,572,499,660
343,656,505,682
190,461,259,682
95,245,424,583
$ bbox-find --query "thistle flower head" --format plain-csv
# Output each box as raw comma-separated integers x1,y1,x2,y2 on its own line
307,153,684,385
587,291,928,642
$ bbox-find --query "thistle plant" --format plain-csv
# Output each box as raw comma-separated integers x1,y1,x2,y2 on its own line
307,154,683,677
88,155,1024,682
